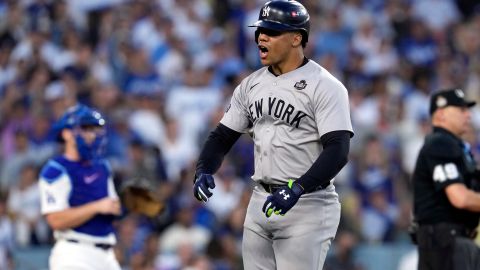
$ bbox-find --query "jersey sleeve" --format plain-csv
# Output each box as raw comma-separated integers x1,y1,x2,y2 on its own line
38,160,72,214
220,83,250,133
313,75,354,137
423,136,464,191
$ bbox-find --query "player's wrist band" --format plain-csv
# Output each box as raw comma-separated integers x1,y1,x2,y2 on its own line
288,180,304,196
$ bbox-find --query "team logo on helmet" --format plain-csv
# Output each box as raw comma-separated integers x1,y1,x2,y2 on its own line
436,96,447,108
262,6,271,17
454,89,464,98
294,80,307,90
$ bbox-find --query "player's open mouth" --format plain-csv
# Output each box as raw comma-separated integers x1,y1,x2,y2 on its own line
258,45,268,58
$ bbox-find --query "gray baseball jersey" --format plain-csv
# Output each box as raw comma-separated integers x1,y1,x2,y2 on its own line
221,60,353,185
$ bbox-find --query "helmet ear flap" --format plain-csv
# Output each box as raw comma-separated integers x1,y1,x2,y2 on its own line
301,31,308,48
255,29,260,44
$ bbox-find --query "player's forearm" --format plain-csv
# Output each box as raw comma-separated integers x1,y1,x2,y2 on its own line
45,202,99,230
196,123,242,175
296,130,351,192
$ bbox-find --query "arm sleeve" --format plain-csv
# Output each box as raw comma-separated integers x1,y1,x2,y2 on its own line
313,76,354,137
423,135,464,191
296,130,351,192
39,161,72,214
195,123,242,175
220,83,251,133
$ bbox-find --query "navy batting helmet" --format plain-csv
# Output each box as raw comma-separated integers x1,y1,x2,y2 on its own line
249,0,310,46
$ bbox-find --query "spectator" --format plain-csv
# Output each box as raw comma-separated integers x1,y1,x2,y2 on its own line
0,192,14,270
158,198,211,254
1,128,47,190
7,163,48,246
205,162,246,223
165,65,222,146
324,230,364,270
160,118,197,182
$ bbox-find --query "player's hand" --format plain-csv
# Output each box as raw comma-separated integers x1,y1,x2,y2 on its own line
193,173,216,202
95,197,121,215
262,180,304,218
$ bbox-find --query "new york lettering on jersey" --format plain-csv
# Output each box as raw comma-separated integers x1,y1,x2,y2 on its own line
247,96,308,128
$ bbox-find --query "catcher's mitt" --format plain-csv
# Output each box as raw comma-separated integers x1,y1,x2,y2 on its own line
120,177,164,217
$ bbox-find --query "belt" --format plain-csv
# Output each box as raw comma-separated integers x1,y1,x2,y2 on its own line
260,181,330,194
66,239,113,250
418,223,475,238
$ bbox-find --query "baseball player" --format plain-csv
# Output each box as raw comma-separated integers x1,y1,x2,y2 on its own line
39,104,122,270
193,1,354,269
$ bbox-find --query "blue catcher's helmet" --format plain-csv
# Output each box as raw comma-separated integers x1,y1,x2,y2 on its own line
53,104,107,161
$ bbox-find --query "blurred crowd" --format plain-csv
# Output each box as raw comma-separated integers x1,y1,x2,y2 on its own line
0,0,480,269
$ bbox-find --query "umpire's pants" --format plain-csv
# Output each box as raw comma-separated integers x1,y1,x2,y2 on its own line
417,224,480,270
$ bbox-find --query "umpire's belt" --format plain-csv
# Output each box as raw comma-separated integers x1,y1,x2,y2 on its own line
66,239,113,250
260,181,330,194
418,223,474,239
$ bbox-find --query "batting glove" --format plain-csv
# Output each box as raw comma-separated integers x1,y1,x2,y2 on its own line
262,180,304,218
193,173,216,202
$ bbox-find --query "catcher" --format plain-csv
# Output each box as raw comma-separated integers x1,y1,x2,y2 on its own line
39,104,122,270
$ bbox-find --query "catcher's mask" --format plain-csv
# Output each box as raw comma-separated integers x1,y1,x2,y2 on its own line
53,104,107,161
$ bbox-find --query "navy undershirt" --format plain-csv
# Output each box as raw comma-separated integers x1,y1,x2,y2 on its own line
196,124,351,192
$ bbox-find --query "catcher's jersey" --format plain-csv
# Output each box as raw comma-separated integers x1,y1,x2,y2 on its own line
39,156,118,245
221,60,353,184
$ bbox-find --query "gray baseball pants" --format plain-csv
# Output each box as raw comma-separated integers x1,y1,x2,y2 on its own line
242,184,341,270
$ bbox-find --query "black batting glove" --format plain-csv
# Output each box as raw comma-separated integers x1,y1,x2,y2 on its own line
262,180,304,218
193,173,216,202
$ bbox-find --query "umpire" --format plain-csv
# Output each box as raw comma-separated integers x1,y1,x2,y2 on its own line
412,88,480,270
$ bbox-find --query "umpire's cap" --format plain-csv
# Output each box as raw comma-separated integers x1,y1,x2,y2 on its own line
249,0,310,44
429,88,476,115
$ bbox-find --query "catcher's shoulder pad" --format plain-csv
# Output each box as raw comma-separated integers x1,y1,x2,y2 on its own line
424,133,462,159
40,161,65,184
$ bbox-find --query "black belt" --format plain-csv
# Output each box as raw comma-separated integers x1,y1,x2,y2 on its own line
418,223,475,238
66,239,113,250
260,181,330,194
